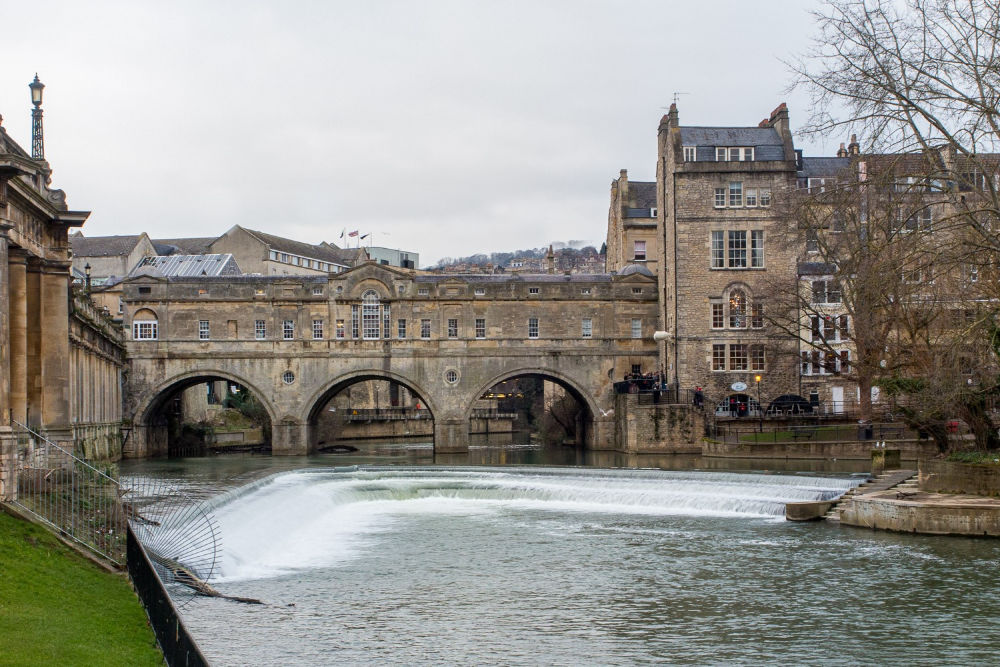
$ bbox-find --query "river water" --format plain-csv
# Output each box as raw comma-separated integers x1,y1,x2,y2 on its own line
122,443,1000,665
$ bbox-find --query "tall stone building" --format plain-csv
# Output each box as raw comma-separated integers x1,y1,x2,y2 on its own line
606,170,657,274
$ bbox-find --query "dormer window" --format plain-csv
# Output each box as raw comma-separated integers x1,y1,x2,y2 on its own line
716,147,754,161
683,146,696,162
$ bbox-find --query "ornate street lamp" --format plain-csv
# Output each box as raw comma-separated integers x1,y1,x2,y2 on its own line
755,374,763,432
84,263,92,293
29,74,45,159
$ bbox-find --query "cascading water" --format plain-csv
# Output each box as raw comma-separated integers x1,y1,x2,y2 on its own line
198,467,862,582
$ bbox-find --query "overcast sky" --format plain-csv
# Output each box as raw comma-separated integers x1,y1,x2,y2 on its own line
2,0,830,267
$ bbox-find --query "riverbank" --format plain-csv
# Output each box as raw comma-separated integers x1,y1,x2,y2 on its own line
0,509,162,666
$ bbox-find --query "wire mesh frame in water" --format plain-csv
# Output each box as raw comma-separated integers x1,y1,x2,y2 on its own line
11,421,127,566
120,476,222,608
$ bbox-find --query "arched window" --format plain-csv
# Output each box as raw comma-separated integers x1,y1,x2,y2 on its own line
728,288,748,328
362,290,381,339
132,308,158,340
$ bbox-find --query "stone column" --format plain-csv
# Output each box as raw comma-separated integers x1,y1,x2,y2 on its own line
25,259,41,427
38,261,72,443
434,418,469,454
0,227,9,426
8,249,27,425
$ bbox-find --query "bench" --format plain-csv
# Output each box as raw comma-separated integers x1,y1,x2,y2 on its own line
880,426,905,440
791,427,818,441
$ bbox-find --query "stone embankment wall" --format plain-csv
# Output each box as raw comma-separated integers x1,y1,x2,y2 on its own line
704,439,937,460
839,495,1000,536
614,394,701,453
920,460,1000,497
73,423,123,461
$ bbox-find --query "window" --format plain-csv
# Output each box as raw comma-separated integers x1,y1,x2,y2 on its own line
303,259,311,269
312,319,324,339
336,319,345,339
716,147,753,161
133,320,158,340
712,344,726,371
383,303,391,339
282,371,295,384
445,369,459,383
729,344,748,371
528,317,539,339
421,319,431,339
199,320,210,340
281,253,289,262
582,318,592,338
633,240,646,261
729,182,743,207
759,190,771,207
751,303,764,329
901,207,933,232
711,303,724,329
714,188,726,208
808,178,827,193
292,256,300,266
362,290,381,339
448,318,458,338
811,280,841,304
838,315,850,338
750,344,765,371
312,286,323,296
138,286,151,295
728,231,747,268
632,287,642,294
398,318,407,339
474,288,486,296
683,146,697,162
529,287,540,295
631,318,642,339
713,230,763,269
580,288,591,295
255,320,266,340
475,318,486,339
270,250,279,261
751,231,764,268
283,319,295,340
728,289,747,328
806,228,819,253
631,364,642,375
118,298,124,315
711,231,725,268
418,288,430,296
745,188,758,207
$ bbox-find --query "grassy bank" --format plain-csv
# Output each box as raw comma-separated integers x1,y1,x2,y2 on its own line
0,510,162,666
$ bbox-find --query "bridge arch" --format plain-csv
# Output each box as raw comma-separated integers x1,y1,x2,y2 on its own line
466,367,601,447
302,369,440,451
131,369,280,458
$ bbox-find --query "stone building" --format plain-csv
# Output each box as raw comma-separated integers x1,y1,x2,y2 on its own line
69,232,158,283
1,98,125,498
606,170,657,274
210,225,364,276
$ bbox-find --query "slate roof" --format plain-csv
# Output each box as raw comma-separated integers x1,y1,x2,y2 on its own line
129,254,241,278
152,237,216,255
627,181,657,209
242,228,350,266
618,263,654,277
679,127,783,147
413,273,613,283
70,234,145,257
798,262,838,276
800,157,851,178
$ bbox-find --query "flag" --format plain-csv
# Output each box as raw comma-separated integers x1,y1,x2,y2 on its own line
360,233,370,240
348,230,359,237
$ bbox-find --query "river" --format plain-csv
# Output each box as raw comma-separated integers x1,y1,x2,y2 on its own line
121,441,1000,665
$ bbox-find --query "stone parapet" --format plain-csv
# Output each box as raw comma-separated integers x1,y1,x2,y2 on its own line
839,491,1000,536
614,394,701,453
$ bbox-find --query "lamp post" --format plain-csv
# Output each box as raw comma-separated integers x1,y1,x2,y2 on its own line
84,263,92,293
29,74,45,159
755,374,763,432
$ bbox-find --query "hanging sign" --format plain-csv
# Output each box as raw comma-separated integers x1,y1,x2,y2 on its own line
730,381,748,392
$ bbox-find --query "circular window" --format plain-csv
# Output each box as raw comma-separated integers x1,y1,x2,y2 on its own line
336,285,343,294
282,371,295,385
445,369,459,384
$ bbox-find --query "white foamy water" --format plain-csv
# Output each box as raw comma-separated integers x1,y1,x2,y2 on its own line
203,467,861,582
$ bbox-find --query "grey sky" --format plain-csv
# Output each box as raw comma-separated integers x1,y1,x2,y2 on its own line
2,0,827,266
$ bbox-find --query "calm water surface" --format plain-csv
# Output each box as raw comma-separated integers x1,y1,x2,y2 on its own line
122,443,1000,665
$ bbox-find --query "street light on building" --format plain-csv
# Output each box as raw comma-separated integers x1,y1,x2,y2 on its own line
755,374,763,432
29,74,45,159
84,263,92,293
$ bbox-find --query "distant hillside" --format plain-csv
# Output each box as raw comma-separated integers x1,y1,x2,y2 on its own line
431,243,606,272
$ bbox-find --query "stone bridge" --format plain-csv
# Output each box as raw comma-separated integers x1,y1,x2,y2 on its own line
122,263,659,456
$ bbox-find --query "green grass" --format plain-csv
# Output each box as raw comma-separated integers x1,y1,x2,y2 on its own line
0,510,163,666
738,425,855,443
946,451,1000,465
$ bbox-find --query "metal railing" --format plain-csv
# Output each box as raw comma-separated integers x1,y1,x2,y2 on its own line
11,420,125,566
344,407,433,422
